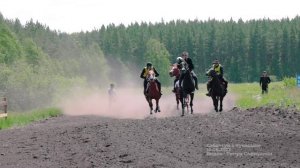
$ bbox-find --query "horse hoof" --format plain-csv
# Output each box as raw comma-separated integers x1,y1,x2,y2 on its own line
181,114,184,117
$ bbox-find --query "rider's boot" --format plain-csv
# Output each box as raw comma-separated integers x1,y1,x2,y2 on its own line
157,81,162,95
194,76,199,90
206,89,211,97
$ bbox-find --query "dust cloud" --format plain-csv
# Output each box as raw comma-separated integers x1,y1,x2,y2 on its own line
59,84,236,119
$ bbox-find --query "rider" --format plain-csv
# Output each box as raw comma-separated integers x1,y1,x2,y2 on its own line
176,51,198,90
206,59,228,96
140,62,162,95
171,63,182,93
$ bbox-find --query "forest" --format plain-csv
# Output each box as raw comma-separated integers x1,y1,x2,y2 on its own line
0,12,300,111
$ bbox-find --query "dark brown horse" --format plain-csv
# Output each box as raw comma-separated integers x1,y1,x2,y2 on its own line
206,69,227,112
145,70,161,114
170,64,194,116
179,69,195,116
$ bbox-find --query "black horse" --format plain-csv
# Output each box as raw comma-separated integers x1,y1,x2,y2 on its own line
179,70,195,116
206,69,227,112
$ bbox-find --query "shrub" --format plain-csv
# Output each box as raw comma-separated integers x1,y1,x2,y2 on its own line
283,77,296,88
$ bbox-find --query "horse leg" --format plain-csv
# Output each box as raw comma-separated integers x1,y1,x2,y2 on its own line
190,93,194,114
148,98,153,115
186,97,189,113
176,95,179,110
219,96,223,112
212,97,218,112
181,97,185,117
155,99,161,112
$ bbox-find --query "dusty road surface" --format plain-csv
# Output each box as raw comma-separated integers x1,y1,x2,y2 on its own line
0,92,299,168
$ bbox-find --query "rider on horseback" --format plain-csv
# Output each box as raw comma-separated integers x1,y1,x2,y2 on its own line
206,59,228,96
175,51,198,90
171,61,182,93
140,62,162,95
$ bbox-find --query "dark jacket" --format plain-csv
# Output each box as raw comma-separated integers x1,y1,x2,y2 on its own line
184,58,194,71
140,67,159,79
260,76,271,86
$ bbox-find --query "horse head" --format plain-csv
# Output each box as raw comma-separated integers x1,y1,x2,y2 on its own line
147,70,155,81
169,64,180,78
206,68,217,79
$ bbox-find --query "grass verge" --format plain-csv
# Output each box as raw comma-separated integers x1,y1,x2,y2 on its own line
0,108,62,130
229,82,300,109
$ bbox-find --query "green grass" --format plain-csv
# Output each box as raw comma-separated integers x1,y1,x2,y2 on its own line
0,108,62,130
229,82,300,109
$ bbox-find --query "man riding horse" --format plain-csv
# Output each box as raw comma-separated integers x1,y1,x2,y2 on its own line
140,62,162,95
175,51,198,91
206,59,228,96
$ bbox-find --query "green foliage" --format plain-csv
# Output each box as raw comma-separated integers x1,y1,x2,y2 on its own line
230,82,300,109
0,107,62,130
269,75,278,82
283,77,297,88
0,22,22,64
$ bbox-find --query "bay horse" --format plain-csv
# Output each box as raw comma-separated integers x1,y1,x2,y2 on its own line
169,64,181,109
206,69,227,112
145,70,161,114
179,69,195,116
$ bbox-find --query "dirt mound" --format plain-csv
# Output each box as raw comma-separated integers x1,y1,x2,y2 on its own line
243,106,300,121
0,105,299,168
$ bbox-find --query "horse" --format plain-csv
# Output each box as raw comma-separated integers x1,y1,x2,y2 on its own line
206,69,227,112
179,69,195,116
169,64,181,109
145,70,161,114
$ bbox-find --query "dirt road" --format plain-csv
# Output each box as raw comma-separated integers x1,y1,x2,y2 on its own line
0,93,299,168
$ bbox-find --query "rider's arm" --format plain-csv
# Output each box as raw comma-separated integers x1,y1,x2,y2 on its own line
220,66,224,77
140,68,146,79
153,68,160,77
187,58,194,71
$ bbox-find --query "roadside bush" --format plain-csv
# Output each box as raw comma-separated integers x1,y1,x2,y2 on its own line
283,77,296,88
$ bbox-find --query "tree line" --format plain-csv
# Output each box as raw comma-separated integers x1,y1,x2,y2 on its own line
0,12,299,110
90,17,300,83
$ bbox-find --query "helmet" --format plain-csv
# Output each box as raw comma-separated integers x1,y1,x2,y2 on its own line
146,62,152,67
182,51,189,57
176,57,183,64
213,59,219,64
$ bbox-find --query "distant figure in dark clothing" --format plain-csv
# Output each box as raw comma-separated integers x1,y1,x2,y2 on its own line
108,83,116,108
260,71,271,94
108,83,116,98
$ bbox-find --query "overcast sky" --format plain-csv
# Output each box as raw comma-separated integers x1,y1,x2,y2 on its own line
0,0,299,33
